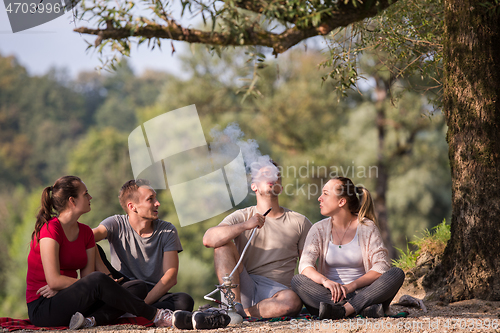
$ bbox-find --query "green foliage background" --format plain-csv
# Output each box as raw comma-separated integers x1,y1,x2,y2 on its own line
0,45,450,317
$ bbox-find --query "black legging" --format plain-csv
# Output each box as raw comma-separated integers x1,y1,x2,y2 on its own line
27,271,158,327
146,285,194,311
291,267,405,316
97,244,194,311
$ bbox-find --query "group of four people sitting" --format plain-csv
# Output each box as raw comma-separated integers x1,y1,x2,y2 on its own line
25,161,404,330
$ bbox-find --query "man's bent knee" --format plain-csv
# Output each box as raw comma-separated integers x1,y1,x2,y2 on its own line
213,241,237,256
213,242,241,275
273,289,303,316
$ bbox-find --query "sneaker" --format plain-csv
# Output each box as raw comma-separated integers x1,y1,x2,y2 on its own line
319,302,346,320
197,304,214,312
196,304,227,314
69,313,95,330
201,307,228,315
360,303,384,318
69,312,84,330
234,302,246,318
192,310,231,330
172,310,193,330
154,308,173,328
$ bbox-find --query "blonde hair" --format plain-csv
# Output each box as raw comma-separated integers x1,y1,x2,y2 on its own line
331,176,378,225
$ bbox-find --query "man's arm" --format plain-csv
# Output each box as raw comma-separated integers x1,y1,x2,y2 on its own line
92,225,111,274
144,251,179,305
93,225,108,242
203,214,265,248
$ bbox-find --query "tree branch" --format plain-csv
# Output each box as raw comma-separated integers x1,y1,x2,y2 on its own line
74,0,398,55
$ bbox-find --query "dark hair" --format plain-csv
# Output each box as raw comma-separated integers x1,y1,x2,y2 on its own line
119,179,151,212
331,176,377,225
33,176,82,242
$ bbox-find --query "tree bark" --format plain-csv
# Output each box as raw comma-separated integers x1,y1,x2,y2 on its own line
373,78,396,260
423,0,500,301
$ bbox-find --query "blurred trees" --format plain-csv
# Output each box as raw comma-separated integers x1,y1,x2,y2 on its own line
67,127,132,227
0,54,170,316
0,190,41,318
0,47,450,316
0,56,87,188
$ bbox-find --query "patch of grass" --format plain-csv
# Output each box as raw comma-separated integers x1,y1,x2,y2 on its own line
392,219,451,270
413,219,451,256
393,243,419,271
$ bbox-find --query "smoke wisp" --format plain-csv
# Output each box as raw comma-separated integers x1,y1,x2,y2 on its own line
209,123,279,184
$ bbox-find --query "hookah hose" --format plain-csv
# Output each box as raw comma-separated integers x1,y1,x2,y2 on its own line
229,207,271,278
204,207,272,305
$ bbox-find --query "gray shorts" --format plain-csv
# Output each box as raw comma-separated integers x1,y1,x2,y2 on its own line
238,268,289,309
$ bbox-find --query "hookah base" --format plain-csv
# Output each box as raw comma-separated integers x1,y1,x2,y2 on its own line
227,309,244,325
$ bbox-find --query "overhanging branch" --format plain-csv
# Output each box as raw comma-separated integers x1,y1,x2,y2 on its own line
74,0,398,55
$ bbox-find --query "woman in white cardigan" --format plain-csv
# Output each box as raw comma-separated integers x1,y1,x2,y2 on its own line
291,177,404,319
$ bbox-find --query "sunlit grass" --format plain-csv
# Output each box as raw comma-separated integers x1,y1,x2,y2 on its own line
392,219,451,270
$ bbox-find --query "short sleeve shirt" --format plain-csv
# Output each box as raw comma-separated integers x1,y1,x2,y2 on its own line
100,215,182,286
26,217,95,303
220,206,312,288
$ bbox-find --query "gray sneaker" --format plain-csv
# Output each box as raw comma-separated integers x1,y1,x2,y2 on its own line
172,310,193,330
234,302,246,318
192,310,231,329
319,302,346,320
69,312,84,330
196,304,227,314
360,303,385,318
69,312,94,330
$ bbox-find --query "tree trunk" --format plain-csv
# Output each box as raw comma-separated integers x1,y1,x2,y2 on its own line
423,0,500,301
373,79,396,259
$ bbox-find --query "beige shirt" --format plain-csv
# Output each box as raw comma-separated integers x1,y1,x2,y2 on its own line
298,217,390,276
220,206,312,288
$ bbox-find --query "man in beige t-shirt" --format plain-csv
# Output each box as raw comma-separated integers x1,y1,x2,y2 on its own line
203,161,312,318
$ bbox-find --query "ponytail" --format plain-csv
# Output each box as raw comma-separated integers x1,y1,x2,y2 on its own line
356,186,378,226
33,186,55,243
32,176,82,243
331,176,378,225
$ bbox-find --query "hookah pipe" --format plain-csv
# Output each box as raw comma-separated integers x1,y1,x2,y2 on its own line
204,207,272,324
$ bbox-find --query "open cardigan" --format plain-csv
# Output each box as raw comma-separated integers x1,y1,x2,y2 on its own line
298,217,390,276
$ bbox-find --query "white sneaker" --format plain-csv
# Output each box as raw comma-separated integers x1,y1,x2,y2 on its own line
154,309,173,327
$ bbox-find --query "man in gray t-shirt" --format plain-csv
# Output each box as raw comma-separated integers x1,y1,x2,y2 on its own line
93,179,194,311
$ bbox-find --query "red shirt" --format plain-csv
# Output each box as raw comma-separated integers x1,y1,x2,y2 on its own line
26,217,95,303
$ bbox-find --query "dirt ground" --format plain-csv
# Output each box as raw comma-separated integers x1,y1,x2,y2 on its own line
28,278,500,333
